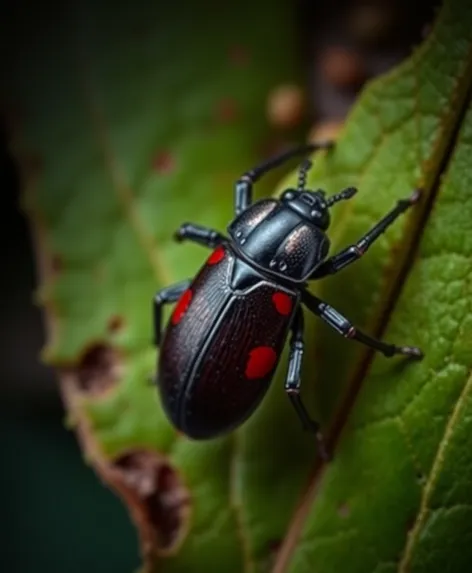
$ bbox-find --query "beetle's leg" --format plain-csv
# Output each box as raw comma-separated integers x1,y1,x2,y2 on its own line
302,290,423,359
174,222,226,249
234,141,334,216
311,189,421,278
153,279,191,347
285,308,331,461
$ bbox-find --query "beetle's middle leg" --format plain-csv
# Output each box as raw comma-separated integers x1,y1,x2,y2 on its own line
302,290,423,359
153,279,191,347
174,223,226,249
285,308,331,461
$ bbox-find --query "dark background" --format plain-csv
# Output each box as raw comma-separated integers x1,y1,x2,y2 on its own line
0,1,438,571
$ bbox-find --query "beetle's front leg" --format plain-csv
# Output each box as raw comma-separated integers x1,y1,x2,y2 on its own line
311,189,421,278
285,308,331,461
153,279,191,347
234,141,334,216
174,222,226,249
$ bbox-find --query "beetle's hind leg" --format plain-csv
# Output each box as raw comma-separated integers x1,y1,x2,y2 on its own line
285,308,331,461
174,223,226,249
153,279,191,347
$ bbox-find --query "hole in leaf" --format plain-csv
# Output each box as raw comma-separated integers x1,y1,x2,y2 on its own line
416,471,426,484
75,343,123,394
113,450,191,553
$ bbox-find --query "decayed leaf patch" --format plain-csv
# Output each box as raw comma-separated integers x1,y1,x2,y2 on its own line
71,343,123,394
113,450,192,554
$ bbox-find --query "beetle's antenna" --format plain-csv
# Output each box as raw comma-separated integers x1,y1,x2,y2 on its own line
297,159,312,191
326,186,358,207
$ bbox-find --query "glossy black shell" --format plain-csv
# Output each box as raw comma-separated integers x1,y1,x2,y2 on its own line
158,244,299,438
227,199,330,282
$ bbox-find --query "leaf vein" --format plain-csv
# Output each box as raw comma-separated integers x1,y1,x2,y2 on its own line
397,370,472,571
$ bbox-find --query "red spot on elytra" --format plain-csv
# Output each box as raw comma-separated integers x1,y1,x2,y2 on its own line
272,292,292,315
245,346,277,379
207,246,225,265
171,289,192,325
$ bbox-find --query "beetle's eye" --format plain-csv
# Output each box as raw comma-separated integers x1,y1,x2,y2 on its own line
282,190,296,201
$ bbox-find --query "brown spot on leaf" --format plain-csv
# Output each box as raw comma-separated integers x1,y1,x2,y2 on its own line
216,98,239,123
107,314,125,334
152,151,175,174
229,45,250,66
113,450,191,554
319,45,367,91
267,84,306,128
51,253,63,274
75,343,123,394
337,503,350,518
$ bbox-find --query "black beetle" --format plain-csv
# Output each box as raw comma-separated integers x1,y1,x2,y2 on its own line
152,142,423,459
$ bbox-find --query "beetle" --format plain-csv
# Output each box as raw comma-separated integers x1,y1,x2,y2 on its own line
152,142,423,459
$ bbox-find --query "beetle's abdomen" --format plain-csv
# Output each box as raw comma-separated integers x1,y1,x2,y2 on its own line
158,244,298,439
182,281,297,438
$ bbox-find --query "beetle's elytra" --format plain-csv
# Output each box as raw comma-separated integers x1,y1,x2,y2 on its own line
152,143,423,460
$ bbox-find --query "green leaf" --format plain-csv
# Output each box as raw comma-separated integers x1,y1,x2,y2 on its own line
5,0,472,572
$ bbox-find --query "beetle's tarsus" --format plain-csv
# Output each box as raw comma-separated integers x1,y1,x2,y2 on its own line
318,140,335,151
316,431,332,462
318,447,332,462
301,421,332,461
399,345,424,359
344,186,357,199
409,188,423,204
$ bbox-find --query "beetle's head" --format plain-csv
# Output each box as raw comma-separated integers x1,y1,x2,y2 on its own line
281,158,357,230
281,188,330,229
